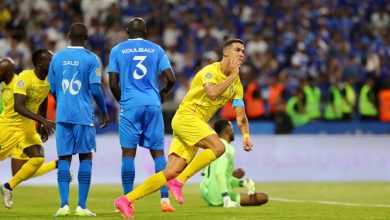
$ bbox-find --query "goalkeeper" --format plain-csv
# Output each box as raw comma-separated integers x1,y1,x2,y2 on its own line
200,119,268,207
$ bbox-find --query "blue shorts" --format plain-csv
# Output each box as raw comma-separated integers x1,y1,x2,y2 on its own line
119,105,164,150
56,122,96,156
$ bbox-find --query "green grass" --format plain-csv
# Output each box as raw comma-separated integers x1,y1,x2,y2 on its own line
2,183,390,219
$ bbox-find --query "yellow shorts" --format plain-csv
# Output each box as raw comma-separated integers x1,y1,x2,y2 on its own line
0,124,42,161
168,112,216,162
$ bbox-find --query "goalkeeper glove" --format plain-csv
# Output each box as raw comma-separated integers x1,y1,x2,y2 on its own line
243,178,255,195
222,192,241,208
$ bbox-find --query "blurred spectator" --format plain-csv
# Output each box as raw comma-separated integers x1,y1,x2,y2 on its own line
1,0,390,123
359,76,378,120
285,89,311,127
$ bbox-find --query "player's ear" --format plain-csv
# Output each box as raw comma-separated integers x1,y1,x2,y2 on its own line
223,48,229,57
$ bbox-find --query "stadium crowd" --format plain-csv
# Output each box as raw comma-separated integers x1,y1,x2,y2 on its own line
1,0,390,126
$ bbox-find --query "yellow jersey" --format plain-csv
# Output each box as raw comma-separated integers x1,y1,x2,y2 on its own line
0,70,50,128
177,62,244,122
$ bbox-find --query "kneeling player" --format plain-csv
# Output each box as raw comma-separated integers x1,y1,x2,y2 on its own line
200,119,268,207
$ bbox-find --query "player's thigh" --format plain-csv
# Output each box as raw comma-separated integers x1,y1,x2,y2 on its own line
139,105,164,151
18,126,44,158
56,122,75,156
171,113,216,146
74,124,96,154
0,129,23,161
119,107,144,148
168,136,198,163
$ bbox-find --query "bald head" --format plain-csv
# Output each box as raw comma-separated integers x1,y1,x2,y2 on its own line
127,17,147,38
69,22,88,45
0,57,15,83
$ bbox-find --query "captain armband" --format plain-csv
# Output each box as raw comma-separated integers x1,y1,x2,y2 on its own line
232,99,244,108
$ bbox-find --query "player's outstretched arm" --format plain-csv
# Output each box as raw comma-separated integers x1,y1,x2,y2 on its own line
90,83,109,128
14,93,55,131
234,106,252,152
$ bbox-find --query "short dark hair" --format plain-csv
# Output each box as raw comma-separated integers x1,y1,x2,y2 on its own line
213,118,231,135
32,49,49,67
223,39,244,49
127,17,147,37
69,22,88,40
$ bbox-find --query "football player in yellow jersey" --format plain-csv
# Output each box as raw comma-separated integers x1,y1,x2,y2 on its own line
0,58,58,188
0,50,56,209
114,39,253,218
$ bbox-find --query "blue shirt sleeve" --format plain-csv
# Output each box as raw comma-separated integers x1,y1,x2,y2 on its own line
48,58,56,100
91,83,107,114
158,47,172,72
107,46,119,74
89,55,102,85
48,58,55,85
232,99,245,108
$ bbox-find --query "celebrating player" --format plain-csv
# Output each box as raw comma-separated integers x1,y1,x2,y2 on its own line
0,51,56,209
200,118,268,207
48,23,109,217
108,17,176,212
114,39,253,218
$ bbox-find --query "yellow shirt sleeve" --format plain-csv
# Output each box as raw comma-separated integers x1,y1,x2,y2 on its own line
13,72,31,96
199,65,218,85
233,78,244,100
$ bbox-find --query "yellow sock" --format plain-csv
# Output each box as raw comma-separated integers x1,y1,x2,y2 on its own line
31,161,56,178
9,157,44,189
126,171,166,202
177,149,216,184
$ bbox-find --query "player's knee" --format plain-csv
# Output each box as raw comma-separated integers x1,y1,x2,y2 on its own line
211,142,225,157
29,157,45,167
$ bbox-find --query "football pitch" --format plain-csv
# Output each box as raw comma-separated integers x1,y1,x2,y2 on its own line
1,182,389,219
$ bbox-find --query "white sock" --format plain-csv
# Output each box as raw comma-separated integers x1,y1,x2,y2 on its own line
161,197,170,205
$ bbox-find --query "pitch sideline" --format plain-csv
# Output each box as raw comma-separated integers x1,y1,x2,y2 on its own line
271,197,390,208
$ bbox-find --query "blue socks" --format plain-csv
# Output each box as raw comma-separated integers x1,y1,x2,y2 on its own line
78,160,92,209
121,156,168,198
121,157,135,194
154,156,169,198
57,160,71,208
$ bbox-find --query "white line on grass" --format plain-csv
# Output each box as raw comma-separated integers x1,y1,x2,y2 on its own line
271,197,390,208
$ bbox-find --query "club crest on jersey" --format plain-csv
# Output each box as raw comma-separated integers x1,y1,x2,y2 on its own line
205,72,212,79
17,80,25,88
96,68,101,76
229,85,234,94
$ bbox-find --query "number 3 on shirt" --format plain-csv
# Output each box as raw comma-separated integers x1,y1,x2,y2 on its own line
133,56,147,79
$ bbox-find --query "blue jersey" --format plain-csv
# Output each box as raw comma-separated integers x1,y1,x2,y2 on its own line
107,38,171,110
48,46,102,125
